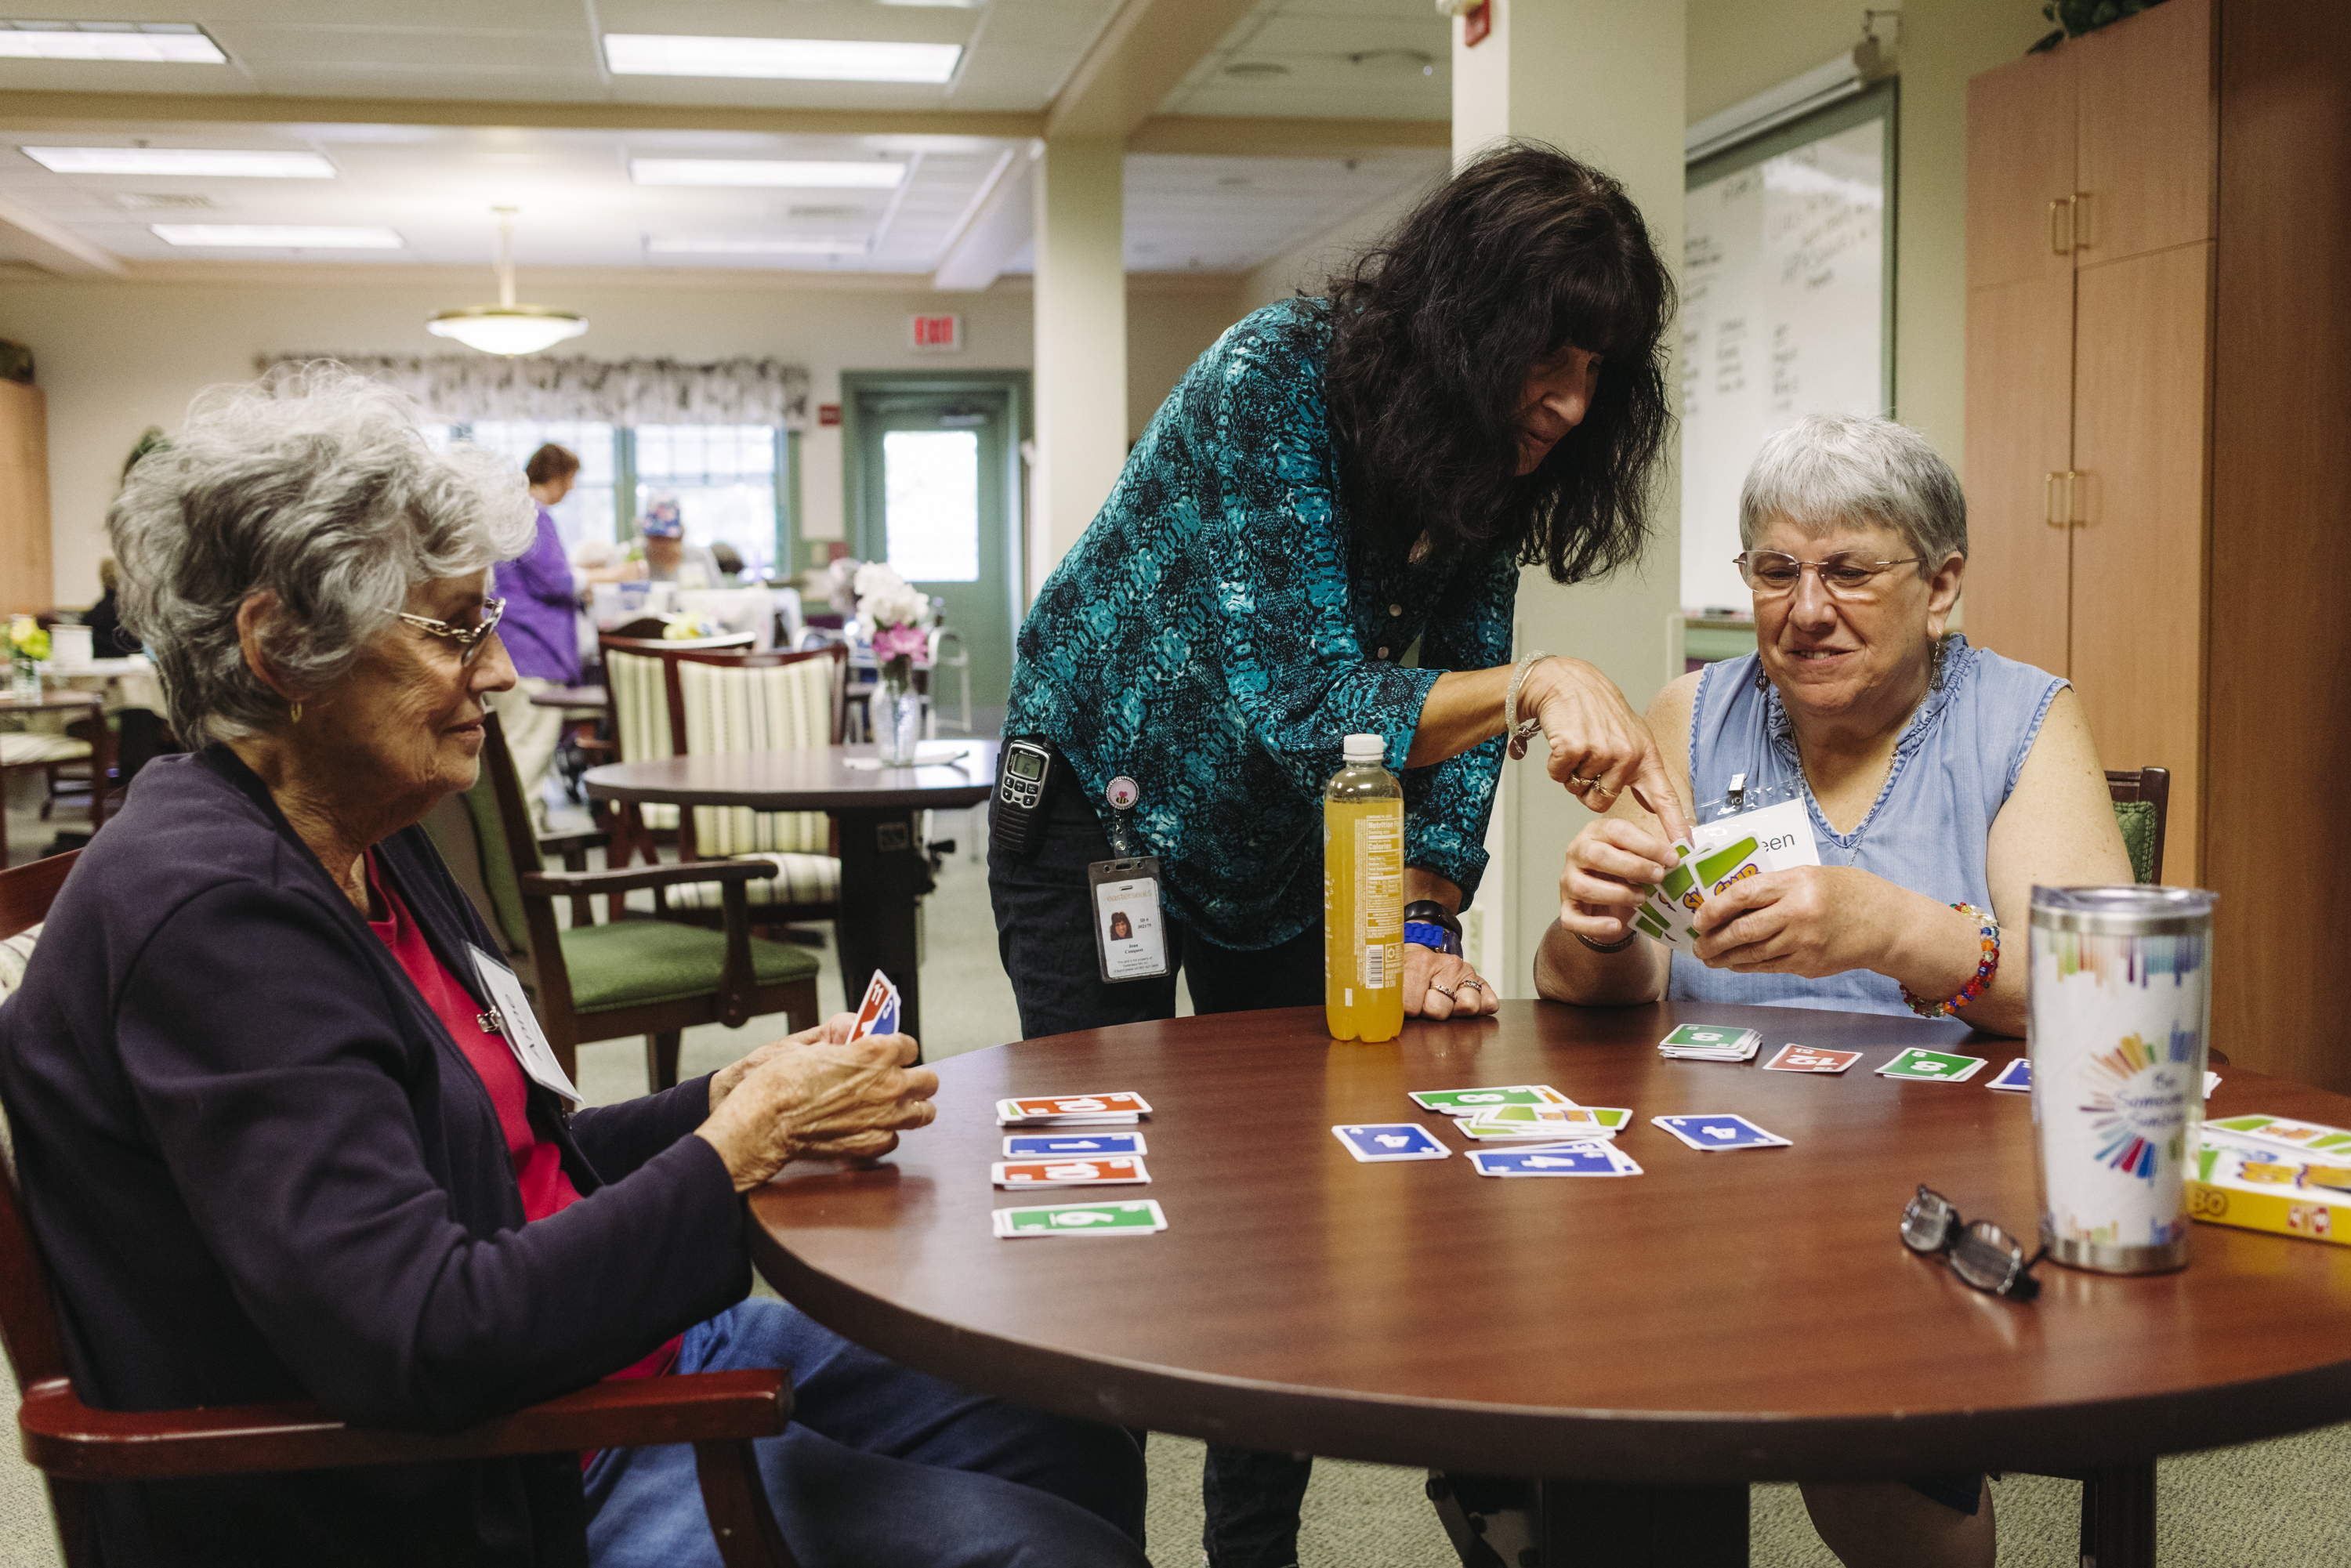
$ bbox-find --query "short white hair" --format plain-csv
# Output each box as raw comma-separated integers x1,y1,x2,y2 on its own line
107,364,535,748
1738,413,1967,570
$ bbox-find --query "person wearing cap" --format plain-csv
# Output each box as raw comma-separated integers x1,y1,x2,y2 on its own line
487,443,585,824
639,495,724,591
988,143,1689,1568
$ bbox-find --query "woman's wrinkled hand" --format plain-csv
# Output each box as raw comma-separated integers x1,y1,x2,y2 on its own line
1524,657,1694,842
1401,940,1501,1020
1557,817,1681,945
708,1012,860,1113
1690,864,1890,977
696,1031,938,1193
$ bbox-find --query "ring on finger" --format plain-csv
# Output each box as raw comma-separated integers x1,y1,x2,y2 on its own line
1568,773,1602,788
1429,982,1456,999
1458,978,1485,994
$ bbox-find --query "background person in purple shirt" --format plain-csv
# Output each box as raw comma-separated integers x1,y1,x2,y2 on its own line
488,442,584,824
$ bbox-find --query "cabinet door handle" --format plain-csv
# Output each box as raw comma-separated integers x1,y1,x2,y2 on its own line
2065,469,2085,527
2049,195,2074,255
2070,191,2090,252
2045,471,2068,526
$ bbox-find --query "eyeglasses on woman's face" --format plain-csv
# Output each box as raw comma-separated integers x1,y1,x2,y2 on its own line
1734,551,1924,600
397,597,506,666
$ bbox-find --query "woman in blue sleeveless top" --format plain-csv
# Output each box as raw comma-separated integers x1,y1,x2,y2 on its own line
1536,415,2132,1568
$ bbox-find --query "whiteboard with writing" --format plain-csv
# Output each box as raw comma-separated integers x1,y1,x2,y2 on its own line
1680,118,1889,614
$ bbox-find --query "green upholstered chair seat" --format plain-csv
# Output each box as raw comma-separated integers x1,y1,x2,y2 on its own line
559,920,820,1014
665,853,841,910
2114,799,2158,884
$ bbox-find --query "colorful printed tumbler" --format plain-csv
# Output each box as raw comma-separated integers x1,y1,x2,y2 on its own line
2028,886,2215,1273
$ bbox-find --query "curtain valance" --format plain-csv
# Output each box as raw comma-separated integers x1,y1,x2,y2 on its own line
255,353,810,429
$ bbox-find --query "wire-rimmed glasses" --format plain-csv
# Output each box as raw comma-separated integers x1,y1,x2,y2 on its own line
398,598,506,665
1733,551,1924,599
1900,1185,2045,1300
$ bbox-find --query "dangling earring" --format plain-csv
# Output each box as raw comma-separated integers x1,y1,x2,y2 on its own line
1752,661,1771,694
290,701,302,725
1926,636,1951,693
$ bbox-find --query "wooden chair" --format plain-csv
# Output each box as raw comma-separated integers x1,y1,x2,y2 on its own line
597,632,757,878
0,853,801,1568
420,709,820,1093
2106,768,2170,885
655,645,847,934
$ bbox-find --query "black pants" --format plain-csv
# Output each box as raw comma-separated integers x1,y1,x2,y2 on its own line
989,788,1318,1568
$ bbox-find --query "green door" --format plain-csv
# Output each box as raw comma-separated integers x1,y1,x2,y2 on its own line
853,386,1018,724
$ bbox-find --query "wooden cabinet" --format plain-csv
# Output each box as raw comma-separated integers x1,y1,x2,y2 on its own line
0,380,49,614
1966,0,2351,1091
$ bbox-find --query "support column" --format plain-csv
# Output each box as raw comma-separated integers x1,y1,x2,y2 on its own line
1453,0,1686,996
1029,137,1128,600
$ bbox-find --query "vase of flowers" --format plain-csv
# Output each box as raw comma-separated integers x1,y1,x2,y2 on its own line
8,614,45,701
854,563,930,766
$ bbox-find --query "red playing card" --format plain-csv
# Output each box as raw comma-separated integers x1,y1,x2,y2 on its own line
1004,1093,1153,1118
1761,1044,1864,1074
992,1157,1150,1187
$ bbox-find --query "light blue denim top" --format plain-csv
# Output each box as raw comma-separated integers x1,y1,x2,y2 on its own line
1667,635,2065,1018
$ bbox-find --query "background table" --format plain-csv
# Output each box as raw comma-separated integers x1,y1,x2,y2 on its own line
583,741,996,1041
1,689,112,864
748,1000,2351,1567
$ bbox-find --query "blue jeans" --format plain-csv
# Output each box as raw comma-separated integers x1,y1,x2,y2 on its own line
584,1301,1149,1568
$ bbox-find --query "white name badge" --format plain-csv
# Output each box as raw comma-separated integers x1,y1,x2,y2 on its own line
1692,794,1822,871
1087,858,1171,983
466,943,583,1104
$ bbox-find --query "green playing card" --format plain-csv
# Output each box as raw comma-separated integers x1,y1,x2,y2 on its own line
993,1199,1167,1237
1661,1024,1745,1049
1876,1046,1988,1082
1408,1085,1568,1114
1693,836,1762,890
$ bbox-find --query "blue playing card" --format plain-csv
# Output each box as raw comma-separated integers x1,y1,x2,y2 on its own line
1651,1114,1792,1150
1468,1143,1639,1178
1988,1058,2032,1093
1004,1132,1148,1158
1331,1123,1451,1162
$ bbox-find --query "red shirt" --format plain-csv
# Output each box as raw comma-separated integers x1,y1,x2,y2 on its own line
367,855,680,1398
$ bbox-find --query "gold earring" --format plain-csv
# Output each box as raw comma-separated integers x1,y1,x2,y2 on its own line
290,701,302,724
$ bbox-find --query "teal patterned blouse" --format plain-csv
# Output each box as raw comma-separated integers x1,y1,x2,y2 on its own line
1005,298,1517,951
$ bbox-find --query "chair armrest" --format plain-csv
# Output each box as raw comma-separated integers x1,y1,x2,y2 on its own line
18,1369,789,1483
536,830,610,857
523,860,777,897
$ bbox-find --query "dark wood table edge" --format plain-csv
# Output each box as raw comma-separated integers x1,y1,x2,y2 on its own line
748,1195,2351,1484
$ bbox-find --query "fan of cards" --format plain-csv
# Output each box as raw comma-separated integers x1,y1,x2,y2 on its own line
1357,1085,1646,1178
990,1091,1167,1238
1629,806,1822,955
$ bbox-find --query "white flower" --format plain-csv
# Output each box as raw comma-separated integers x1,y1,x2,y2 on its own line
853,562,930,629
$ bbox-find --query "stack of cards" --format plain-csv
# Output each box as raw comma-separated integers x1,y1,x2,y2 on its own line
1762,1044,1862,1074
1467,1141,1643,1178
1876,1047,1987,1083
1987,1058,2032,1093
1657,1024,1762,1063
1652,1113,1792,1151
1407,1085,1574,1115
1458,1104,1632,1141
991,1154,1150,1189
994,1199,1168,1237
996,1092,1152,1127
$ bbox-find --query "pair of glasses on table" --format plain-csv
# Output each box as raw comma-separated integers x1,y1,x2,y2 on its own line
1733,552,1923,599
1901,1185,2045,1300
398,598,506,665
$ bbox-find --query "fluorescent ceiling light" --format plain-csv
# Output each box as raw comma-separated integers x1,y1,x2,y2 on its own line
630,158,904,190
0,20,225,63
646,234,867,255
603,34,960,83
22,147,334,178
151,224,402,248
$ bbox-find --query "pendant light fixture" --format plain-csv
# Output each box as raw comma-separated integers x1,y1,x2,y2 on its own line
428,207,586,357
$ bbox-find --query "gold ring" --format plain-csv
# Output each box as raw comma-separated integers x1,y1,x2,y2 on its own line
1568,773,1602,788
1591,783,1621,799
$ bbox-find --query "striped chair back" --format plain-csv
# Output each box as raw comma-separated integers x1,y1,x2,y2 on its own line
674,648,846,857
601,640,681,829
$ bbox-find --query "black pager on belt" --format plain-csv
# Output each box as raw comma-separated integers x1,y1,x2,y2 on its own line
991,737,1058,857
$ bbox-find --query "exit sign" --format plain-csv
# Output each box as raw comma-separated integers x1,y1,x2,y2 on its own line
910,313,962,352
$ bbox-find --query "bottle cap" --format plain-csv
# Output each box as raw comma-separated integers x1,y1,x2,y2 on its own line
1342,733,1386,764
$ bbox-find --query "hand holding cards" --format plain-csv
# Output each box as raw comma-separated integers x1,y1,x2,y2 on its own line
849,969,901,1041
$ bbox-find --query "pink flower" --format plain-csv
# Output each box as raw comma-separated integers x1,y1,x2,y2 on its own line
874,623,929,664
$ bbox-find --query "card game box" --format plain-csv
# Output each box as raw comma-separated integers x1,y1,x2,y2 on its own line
2186,1124,2351,1248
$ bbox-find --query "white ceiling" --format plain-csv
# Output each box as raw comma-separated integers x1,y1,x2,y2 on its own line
0,0,1454,278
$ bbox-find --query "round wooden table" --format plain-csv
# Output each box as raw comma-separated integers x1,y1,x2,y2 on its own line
748,999,2351,1568
583,742,996,1041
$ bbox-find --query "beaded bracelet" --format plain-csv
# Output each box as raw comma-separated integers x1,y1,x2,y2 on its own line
1900,904,2000,1019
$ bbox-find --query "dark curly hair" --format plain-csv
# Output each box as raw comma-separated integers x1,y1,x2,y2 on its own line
1320,140,1675,584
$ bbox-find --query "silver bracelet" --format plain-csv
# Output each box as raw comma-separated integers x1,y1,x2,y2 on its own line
1503,650,1551,760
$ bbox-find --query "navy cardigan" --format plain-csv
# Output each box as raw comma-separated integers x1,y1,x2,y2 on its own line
0,746,750,1565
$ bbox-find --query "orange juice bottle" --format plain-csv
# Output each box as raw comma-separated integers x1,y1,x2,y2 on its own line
1325,733,1405,1042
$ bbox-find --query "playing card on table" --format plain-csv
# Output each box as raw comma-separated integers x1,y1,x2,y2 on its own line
996,1092,1153,1126
1657,1024,1762,1062
993,1199,1167,1237
1762,1043,1863,1074
1876,1047,1988,1083
1468,1141,1643,1178
847,969,901,1041
2206,1114,2351,1158
1003,1132,1147,1158
1407,1085,1574,1116
2204,1070,2221,1099
1458,1105,1631,1140
991,1157,1150,1189
1652,1113,1793,1151
1331,1123,1451,1162
1987,1057,2032,1093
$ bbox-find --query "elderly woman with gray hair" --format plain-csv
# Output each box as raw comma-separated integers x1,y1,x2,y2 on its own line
0,370,1147,1568
1534,413,2131,1567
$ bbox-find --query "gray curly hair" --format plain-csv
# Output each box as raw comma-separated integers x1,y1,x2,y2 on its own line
1737,413,1968,571
107,365,535,748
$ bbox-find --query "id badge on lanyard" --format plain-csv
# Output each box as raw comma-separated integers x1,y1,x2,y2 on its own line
1089,774,1170,984
1692,772,1824,872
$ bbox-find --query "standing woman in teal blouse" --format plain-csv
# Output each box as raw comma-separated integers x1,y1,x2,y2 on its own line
990,141,1687,1568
